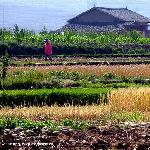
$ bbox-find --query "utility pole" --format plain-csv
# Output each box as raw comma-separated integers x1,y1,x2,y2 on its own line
1,5,9,94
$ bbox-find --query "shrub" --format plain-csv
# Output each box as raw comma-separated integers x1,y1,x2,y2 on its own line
133,76,145,84
103,72,115,80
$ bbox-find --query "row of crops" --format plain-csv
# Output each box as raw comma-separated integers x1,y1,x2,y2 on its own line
0,88,108,107
1,68,150,107
0,25,150,55
3,70,150,88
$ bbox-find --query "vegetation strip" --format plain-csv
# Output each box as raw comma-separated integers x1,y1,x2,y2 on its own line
0,117,88,130
2,69,150,90
0,88,108,107
1,27,150,55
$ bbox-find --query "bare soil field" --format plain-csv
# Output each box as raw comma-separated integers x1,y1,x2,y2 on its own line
1,123,150,150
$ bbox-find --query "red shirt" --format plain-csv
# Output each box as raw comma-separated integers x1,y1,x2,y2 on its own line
44,42,52,55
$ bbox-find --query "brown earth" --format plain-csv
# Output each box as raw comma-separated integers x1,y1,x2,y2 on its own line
0,123,150,150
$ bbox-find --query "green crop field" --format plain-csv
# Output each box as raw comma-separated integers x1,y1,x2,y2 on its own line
1,26,150,56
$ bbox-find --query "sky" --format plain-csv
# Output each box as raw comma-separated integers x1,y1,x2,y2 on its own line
0,0,150,31
1,0,150,4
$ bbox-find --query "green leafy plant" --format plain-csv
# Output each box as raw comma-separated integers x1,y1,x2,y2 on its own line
0,117,89,130
60,119,88,130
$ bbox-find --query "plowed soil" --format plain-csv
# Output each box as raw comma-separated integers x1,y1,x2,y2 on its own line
0,123,150,150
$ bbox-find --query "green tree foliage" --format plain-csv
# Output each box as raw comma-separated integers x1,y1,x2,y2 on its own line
0,47,9,91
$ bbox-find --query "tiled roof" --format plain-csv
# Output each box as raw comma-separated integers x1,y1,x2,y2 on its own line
97,7,150,23
68,7,150,23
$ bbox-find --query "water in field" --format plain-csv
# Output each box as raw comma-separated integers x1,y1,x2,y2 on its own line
0,0,150,32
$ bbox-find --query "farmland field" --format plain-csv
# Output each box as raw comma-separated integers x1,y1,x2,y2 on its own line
1,56,150,149
1,87,150,149
1,88,150,121
1,28,150,149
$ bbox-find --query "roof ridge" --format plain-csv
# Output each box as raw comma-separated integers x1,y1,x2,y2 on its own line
95,7,127,10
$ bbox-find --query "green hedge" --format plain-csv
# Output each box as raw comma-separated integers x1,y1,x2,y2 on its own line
0,44,149,56
0,88,109,107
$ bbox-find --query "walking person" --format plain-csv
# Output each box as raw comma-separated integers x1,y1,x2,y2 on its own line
44,38,53,61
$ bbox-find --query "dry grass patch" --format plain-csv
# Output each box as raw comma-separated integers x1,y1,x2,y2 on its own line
0,105,109,122
9,64,150,77
109,87,150,112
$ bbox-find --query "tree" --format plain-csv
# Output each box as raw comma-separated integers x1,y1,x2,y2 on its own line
0,48,9,90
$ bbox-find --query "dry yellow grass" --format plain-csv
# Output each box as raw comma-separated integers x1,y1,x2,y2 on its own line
109,87,150,112
0,105,109,122
8,64,150,77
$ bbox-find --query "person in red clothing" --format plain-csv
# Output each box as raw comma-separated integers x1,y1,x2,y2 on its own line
44,38,53,61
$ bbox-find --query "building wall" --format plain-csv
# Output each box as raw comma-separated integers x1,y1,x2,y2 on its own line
145,30,150,37
71,9,119,25
124,23,150,37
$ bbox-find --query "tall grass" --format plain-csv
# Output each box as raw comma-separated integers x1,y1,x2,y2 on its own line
0,105,109,122
109,88,150,112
